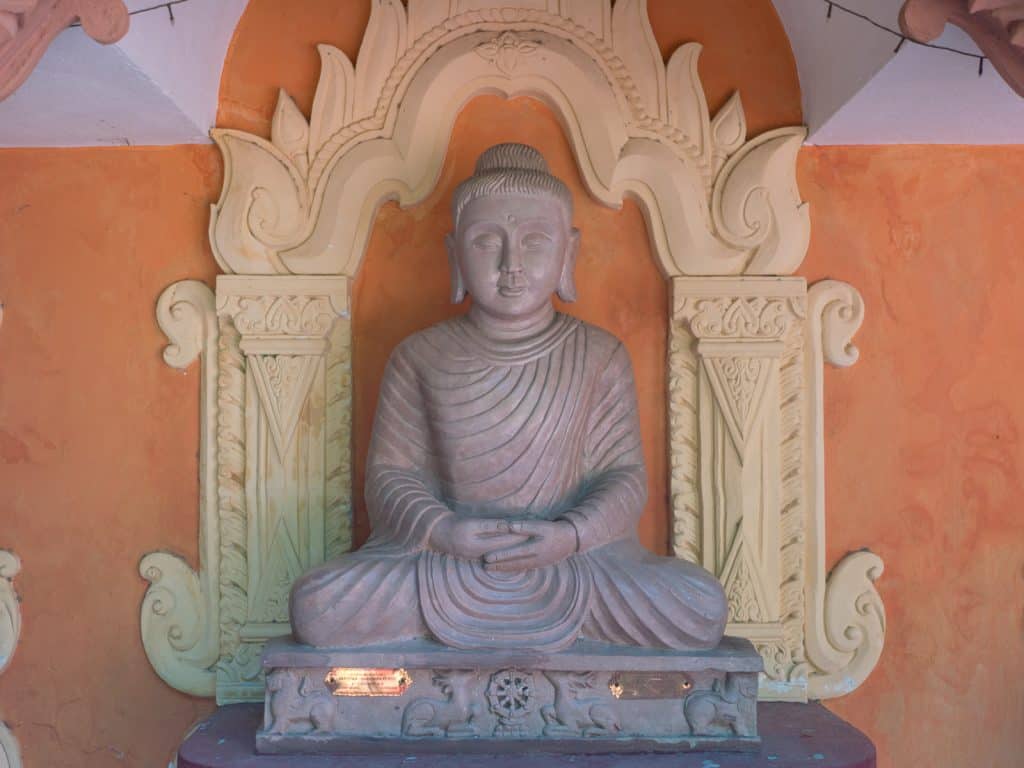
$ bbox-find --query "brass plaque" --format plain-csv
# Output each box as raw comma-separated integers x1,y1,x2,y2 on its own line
608,672,693,700
324,667,412,697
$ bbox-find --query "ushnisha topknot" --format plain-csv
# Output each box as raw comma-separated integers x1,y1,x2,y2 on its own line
451,143,573,226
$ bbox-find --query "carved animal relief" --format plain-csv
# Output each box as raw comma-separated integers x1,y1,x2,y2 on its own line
141,0,884,704
542,671,620,737
402,671,482,737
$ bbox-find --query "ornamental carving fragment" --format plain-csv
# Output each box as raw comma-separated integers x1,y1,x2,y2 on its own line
0,0,129,102
475,31,541,75
220,295,340,337
688,297,795,339
0,550,22,768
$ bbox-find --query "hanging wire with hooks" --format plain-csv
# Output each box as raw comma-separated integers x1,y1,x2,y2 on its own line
821,1,989,76
70,0,190,29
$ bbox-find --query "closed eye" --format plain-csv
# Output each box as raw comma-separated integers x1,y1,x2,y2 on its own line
522,232,552,250
472,234,502,251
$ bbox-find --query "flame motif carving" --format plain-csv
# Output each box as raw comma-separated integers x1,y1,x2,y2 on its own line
209,0,809,277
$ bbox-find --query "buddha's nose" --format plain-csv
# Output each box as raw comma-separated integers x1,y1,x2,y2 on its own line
498,243,526,285
500,241,524,272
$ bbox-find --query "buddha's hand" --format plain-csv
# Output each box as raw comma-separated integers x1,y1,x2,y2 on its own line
482,520,578,573
427,516,530,560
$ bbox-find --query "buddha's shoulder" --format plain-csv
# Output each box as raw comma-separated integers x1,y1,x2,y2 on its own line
574,318,625,356
387,321,461,362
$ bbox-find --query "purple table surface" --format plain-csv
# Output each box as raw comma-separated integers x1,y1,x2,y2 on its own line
178,703,875,768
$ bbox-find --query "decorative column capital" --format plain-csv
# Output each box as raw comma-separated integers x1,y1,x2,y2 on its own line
673,277,806,359
216,276,349,458
216,276,349,356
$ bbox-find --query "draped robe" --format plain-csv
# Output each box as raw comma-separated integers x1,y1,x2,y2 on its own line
290,313,727,652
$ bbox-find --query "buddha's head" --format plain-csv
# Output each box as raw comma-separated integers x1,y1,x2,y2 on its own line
447,143,579,321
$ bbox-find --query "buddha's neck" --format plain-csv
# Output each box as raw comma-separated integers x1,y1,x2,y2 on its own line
467,302,557,342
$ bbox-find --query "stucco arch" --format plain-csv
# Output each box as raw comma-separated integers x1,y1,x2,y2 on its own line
210,3,808,278
215,0,802,138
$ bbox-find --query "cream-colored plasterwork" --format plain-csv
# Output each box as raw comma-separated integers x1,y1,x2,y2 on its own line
140,0,884,703
0,550,22,768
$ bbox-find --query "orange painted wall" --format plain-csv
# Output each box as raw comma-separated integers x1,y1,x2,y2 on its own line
0,146,221,765
797,145,1024,767
0,2,1022,767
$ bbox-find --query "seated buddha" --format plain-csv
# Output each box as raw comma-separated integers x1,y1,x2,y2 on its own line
290,143,728,653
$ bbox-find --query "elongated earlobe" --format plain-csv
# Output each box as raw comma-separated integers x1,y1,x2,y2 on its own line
446,233,466,303
556,228,580,302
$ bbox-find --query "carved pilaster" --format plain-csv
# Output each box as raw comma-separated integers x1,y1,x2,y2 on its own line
213,276,349,702
0,550,22,768
140,278,352,703
672,277,807,700
670,277,884,701
324,317,354,561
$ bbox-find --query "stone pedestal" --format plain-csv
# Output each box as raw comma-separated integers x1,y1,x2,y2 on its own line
178,701,876,767
255,637,762,755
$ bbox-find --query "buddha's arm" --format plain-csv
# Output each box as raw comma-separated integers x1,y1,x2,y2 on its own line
560,342,648,553
365,345,453,551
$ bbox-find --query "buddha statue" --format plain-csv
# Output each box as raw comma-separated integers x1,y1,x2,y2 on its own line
290,143,728,654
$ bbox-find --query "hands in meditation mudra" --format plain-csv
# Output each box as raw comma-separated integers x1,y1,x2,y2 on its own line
290,144,728,653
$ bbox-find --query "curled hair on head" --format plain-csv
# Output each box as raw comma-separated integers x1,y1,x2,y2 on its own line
451,143,573,226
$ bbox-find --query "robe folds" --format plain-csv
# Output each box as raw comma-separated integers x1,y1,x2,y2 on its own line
290,313,727,652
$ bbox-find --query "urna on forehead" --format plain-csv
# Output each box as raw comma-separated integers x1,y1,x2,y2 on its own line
451,142,574,225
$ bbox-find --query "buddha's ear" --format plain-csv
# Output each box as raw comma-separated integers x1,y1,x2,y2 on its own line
446,233,466,304
557,228,580,303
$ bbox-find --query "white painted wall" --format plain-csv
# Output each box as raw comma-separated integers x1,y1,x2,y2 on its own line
812,24,1024,144
0,0,246,147
773,0,899,138
0,29,206,147
772,0,1024,144
116,0,249,137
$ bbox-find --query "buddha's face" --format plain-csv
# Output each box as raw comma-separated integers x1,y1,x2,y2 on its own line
449,195,578,320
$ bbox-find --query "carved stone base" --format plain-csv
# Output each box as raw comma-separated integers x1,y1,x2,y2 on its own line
256,637,762,754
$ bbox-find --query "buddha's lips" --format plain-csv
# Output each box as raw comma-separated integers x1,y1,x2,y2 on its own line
498,285,526,297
